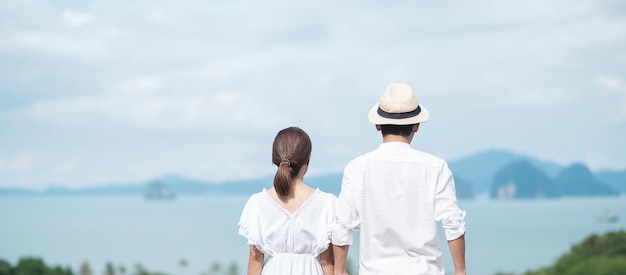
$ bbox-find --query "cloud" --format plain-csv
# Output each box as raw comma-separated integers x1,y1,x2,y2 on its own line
594,74,626,124
500,88,575,107
2,0,626,187
0,155,35,172
595,74,625,91
63,11,94,27
116,76,161,94
53,159,80,173
19,77,285,130
214,91,242,104
3,31,105,55
584,151,626,171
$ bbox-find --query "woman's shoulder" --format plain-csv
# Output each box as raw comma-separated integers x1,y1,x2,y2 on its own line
243,189,270,206
314,188,338,203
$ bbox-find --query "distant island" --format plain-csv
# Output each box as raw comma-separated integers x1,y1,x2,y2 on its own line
447,149,623,200
1,149,624,199
490,161,618,199
490,161,557,199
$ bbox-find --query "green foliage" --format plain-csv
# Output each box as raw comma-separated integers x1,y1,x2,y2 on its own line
550,230,626,274
9,257,73,275
561,256,626,275
15,258,47,275
202,262,224,275
131,264,167,275
521,268,551,275
104,262,116,275
47,266,73,275
226,262,238,275
0,259,11,275
523,230,626,275
79,262,91,275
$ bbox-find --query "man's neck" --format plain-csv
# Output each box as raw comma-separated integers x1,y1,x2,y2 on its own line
382,134,413,144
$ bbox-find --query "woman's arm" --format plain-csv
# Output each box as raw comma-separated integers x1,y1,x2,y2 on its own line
247,245,264,275
320,244,335,275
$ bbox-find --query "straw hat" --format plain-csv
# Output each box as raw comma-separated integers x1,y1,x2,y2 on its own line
367,83,430,125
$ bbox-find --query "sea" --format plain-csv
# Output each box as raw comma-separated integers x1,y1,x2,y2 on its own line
0,194,624,275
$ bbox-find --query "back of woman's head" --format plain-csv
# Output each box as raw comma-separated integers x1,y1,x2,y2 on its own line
272,127,312,197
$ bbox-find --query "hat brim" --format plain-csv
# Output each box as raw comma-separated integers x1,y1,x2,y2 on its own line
367,103,430,125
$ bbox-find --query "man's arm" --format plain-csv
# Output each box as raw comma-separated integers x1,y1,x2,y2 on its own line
333,245,350,275
448,234,466,275
320,244,334,275
434,163,467,274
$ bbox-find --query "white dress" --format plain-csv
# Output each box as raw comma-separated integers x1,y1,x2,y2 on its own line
238,188,336,275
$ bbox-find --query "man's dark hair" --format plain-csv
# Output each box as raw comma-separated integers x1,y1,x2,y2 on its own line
380,124,416,137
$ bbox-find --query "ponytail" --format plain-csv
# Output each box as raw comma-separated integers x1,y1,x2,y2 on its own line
274,158,293,196
271,127,312,197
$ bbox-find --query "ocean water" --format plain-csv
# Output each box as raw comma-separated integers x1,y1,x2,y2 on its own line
0,195,624,275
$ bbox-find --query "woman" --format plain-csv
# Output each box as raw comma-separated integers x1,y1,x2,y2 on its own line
238,127,336,275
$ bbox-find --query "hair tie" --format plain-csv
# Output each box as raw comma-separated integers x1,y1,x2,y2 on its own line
280,157,290,166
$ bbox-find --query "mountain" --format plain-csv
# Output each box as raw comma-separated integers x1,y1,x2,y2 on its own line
595,170,626,193
448,149,521,194
0,171,477,199
454,177,475,199
490,161,558,199
1,149,623,198
448,149,563,194
447,149,626,197
554,164,618,196
0,174,340,197
489,162,618,199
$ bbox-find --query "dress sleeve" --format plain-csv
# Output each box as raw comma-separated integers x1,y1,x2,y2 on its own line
238,194,262,247
327,194,338,240
434,162,466,241
314,193,338,257
332,161,362,246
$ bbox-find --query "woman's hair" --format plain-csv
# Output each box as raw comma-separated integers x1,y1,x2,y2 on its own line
272,127,312,197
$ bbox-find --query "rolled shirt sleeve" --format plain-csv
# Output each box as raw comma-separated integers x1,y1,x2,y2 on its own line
434,162,467,240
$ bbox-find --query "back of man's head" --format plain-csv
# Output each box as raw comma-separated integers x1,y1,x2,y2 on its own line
380,124,416,137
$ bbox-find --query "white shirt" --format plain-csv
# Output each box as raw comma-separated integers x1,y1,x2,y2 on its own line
332,142,466,275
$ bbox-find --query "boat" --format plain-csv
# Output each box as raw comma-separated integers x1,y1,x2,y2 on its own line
598,209,619,223
145,181,176,200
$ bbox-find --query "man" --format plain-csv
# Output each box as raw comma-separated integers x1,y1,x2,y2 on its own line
332,83,467,275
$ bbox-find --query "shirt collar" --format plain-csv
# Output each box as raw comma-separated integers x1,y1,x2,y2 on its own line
378,142,412,150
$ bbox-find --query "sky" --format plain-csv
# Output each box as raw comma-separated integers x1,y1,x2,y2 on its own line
1,0,625,189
